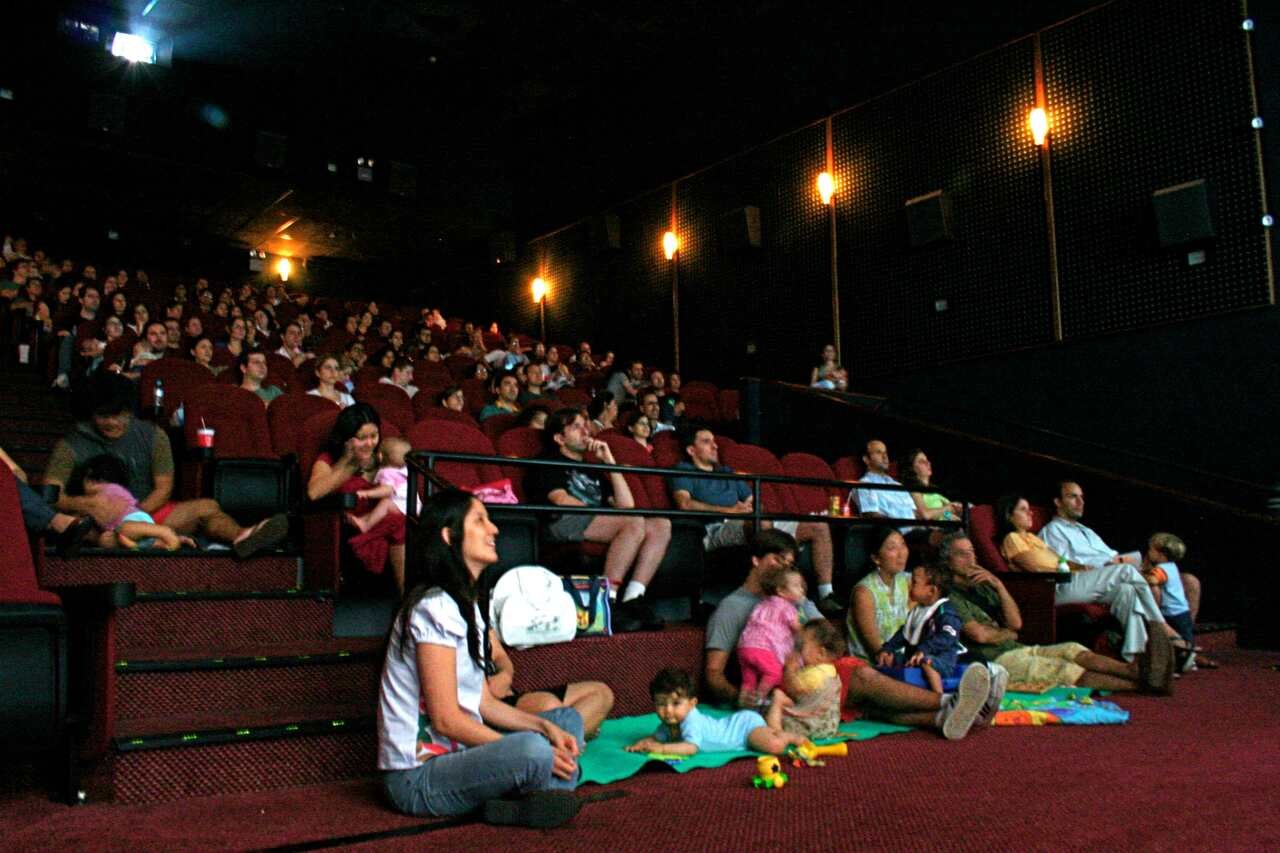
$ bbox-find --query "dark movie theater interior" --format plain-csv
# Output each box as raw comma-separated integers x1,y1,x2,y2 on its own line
3,0,1279,847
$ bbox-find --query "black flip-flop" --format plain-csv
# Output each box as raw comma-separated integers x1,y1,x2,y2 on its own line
233,513,290,559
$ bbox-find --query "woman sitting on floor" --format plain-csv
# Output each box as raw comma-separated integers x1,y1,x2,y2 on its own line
377,489,585,827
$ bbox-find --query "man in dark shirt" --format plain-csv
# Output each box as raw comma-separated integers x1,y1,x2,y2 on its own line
525,409,671,630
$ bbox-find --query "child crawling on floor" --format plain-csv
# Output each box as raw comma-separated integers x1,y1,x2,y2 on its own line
346,437,412,532
625,667,809,756
81,454,196,550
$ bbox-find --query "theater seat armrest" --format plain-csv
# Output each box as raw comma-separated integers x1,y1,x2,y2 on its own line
46,582,136,612
303,493,359,513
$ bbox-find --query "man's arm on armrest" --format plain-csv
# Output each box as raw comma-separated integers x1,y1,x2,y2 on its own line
703,649,739,704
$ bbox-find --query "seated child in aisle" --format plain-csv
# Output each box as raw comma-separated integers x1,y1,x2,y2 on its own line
81,454,196,550
346,437,412,532
877,564,964,694
736,564,808,708
775,620,846,740
626,668,808,756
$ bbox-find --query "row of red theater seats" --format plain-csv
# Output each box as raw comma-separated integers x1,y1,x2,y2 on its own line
137,359,741,463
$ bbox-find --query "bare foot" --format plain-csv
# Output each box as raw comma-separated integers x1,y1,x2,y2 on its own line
345,512,370,533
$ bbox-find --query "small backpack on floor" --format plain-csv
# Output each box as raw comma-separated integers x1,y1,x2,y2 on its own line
488,565,579,649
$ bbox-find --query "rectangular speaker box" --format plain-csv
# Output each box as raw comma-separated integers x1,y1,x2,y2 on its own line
905,190,951,247
389,161,417,198
590,214,622,249
719,206,762,251
254,131,288,170
1152,179,1215,247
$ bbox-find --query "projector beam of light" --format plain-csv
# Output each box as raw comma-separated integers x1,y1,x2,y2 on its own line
141,0,160,16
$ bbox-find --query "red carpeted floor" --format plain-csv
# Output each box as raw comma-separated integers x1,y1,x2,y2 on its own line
3,632,1278,851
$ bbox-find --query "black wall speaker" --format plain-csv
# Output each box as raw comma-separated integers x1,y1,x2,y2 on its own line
1152,179,1215,247
254,131,288,170
905,189,952,247
590,214,622,249
719,205,762,251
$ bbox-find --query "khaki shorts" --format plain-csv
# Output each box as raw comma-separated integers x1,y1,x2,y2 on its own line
995,642,1090,686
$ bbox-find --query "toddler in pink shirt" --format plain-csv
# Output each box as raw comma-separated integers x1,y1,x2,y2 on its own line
736,566,808,704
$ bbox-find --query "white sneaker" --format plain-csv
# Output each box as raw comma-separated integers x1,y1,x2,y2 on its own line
53,374,70,389
974,663,1009,726
941,663,990,740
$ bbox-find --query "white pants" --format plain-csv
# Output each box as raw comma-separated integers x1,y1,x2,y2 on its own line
1054,563,1164,660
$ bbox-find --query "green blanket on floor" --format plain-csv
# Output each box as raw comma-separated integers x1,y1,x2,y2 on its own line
578,707,911,785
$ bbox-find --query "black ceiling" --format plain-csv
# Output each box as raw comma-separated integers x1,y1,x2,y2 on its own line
5,0,1102,266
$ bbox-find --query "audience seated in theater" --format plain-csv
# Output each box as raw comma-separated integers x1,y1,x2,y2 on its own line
586,391,617,436
53,283,101,389
164,318,183,353
380,357,418,398
517,364,550,407
523,409,670,632
846,526,911,661
2,445,94,556
514,406,548,430
308,354,356,409
574,341,596,373
1140,532,1215,669
239,351,284,406
1039,480,1202,649
345,436,412,536
997,492,1171,664
852,440,919,525
478,371,521,421
218,316,254,361
899,448,962,523
439,385,467,413
639,390,674,433
670,425,840,616
190,336,216,374
128,320,169,376
607,359,645,404
541,345,573,391
809,343,848,391
42,373,289,558
275,320,314,368
941,532,1164,692
703,530,1001,739
378,490,585,825
308,403,406,590
623,411,654,454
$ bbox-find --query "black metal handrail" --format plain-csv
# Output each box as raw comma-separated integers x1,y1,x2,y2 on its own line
404,448,964,558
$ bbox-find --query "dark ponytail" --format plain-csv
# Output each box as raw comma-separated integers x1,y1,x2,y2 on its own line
395,489,490,671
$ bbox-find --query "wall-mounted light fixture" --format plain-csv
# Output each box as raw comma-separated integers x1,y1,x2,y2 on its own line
531,276,548,303
1029,107,1050,146
817,171,835,205
662,231,679,260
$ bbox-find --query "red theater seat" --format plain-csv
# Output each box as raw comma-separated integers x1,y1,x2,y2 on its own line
495,426,544,501
721,442,799,518
268,392,341,458
420,406,480,429
481,412,519,444
353,383,415,436
406,419,504,489
781,452,841,514
140,359,217,423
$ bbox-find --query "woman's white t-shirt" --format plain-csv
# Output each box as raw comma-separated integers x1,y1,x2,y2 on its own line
307,387,356,409
377,588,486,770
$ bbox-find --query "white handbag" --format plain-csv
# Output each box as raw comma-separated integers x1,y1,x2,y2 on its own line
488,565,579,649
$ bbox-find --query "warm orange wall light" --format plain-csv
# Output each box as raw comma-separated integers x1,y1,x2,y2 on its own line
1029,107,1050,146
662,231,679,260
817,171,835,205
531,276,548,303
276,257,292,282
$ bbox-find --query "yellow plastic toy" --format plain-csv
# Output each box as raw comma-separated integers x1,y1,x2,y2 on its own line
752,755,788,789
789,740,849,767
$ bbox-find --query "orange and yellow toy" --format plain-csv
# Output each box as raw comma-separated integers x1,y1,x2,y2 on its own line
752,755,788,789
789,740,849,767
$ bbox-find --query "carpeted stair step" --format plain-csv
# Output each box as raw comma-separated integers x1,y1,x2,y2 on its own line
41,553,301,593
116,589,336,656
115,638,383,736
104,716,376,804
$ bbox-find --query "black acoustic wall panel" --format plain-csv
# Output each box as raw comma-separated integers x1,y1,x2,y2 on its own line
1043,0,1270,338
593,187,674,369
674,124,829,386
833,37,1050,379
